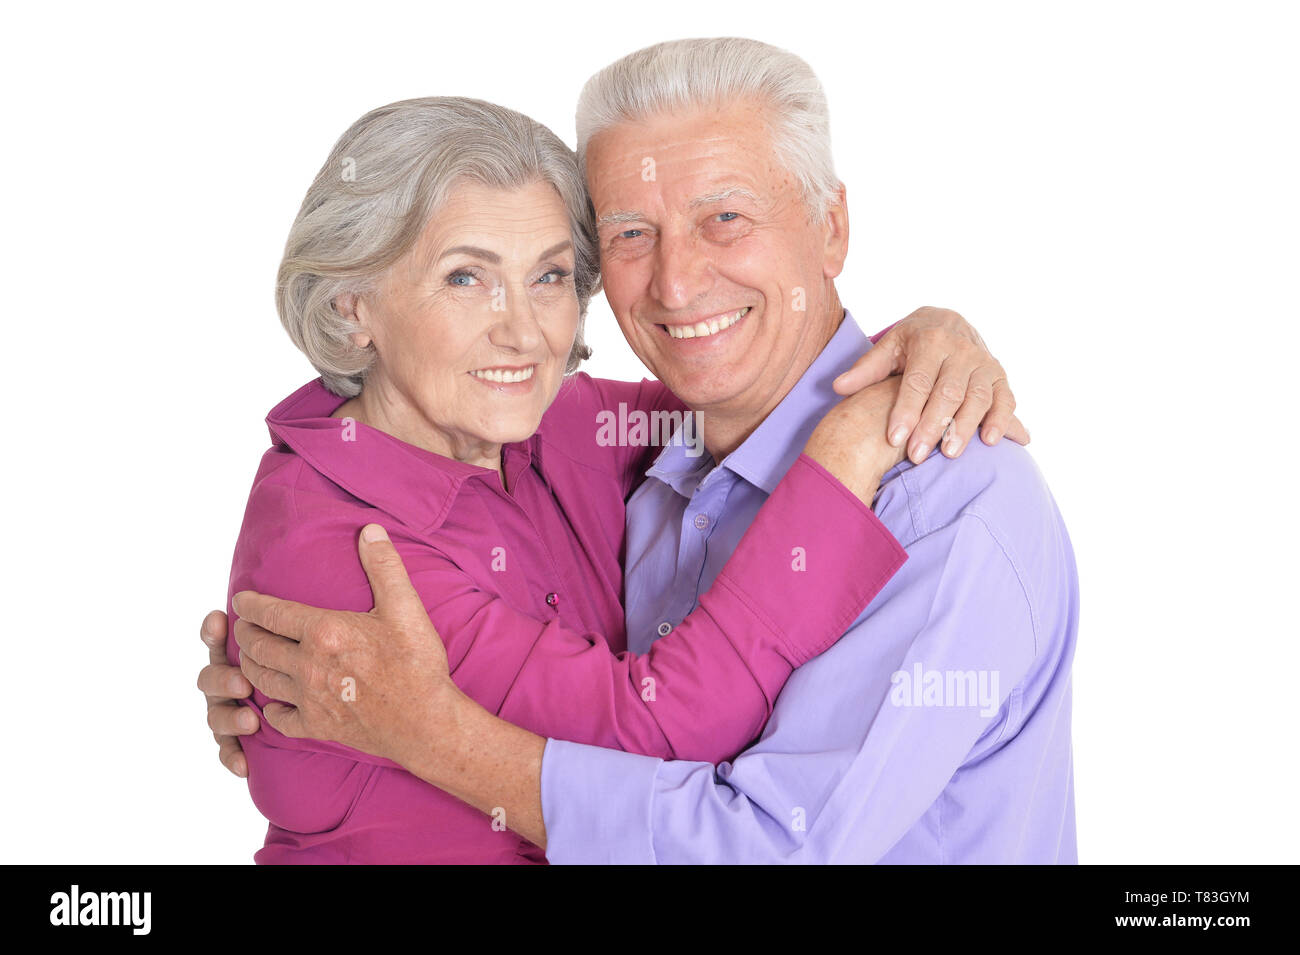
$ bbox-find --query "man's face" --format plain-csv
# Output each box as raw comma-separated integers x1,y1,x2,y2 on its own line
587,99,847,420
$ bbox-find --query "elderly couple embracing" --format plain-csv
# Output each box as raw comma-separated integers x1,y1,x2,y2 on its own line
197,37,1078,864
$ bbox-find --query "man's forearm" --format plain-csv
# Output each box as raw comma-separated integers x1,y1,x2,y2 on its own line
397,688,549,849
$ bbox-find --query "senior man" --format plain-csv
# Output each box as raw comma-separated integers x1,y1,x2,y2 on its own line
208,38,1076,863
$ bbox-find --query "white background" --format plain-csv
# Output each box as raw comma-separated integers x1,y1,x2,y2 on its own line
2,0,1295,864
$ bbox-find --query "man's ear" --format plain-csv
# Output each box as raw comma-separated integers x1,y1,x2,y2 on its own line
333,292,372,350
822,182,849,280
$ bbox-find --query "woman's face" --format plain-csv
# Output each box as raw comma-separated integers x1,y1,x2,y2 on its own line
348,179,580,464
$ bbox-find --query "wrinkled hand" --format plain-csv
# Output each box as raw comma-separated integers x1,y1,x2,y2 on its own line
804,375,907,505
197,609,256,777
231,524,461,769
833,306,1030,463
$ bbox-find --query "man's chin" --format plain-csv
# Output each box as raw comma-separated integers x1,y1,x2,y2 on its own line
656,371,753,415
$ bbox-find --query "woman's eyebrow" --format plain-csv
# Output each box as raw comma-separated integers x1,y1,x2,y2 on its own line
535,240,572,262
439,245,500,263
436,240,571,264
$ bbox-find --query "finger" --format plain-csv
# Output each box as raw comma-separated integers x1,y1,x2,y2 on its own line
201,610,229,663
943,366,999,458
1002,414,1030,445
908,357,973,463
978,378,1018,445
357,525,428,622
234,618,305,678
218,736,249,778
263,701,309,739
207,699,260,737
832,336,902,395
240,654,302,705
231,590,317,643
197,662,253,701
888,350,947,451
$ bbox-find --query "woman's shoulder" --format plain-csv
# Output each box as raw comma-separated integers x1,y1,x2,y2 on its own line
230,440,395,605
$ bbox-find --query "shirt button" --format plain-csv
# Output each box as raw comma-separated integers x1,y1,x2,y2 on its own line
657,621,673,637
545,592,559,608
693,513,710,530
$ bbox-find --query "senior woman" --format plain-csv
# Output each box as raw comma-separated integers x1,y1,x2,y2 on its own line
216,96,1017,863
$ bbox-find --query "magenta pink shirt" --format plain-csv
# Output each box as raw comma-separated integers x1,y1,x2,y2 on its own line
226,373,907,863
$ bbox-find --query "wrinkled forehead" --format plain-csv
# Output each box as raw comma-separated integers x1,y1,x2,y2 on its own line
584,106,788,214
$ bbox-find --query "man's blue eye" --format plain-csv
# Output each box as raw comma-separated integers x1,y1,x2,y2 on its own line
620,229,643,239
716,212,739,222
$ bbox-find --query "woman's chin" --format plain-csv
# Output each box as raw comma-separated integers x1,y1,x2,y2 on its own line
479,413,545,447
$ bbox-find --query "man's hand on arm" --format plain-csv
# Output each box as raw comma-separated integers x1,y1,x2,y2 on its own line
231,525,550,849
833,306,1030,464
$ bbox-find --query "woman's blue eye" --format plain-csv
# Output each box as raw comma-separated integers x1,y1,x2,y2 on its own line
538,268,571,284
448,271,475,286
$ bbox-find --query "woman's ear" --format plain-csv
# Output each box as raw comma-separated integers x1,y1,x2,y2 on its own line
334,292,372,350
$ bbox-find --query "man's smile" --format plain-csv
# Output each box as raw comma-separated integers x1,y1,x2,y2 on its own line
655,306,752,341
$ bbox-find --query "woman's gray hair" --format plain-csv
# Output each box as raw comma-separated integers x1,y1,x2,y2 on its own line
576,37,840,220
278,96,597,397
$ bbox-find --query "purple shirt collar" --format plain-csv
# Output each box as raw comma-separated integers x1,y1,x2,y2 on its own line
646,310,872,497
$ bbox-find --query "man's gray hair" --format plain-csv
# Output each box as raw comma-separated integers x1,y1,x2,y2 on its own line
278,96,597,397
575,37,840,218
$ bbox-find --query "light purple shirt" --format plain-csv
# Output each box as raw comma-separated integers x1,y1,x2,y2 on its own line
541,311,1079,863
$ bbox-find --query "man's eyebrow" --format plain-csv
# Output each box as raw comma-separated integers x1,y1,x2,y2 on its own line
690,187,760,208
596,210,647,227
596,189,759,227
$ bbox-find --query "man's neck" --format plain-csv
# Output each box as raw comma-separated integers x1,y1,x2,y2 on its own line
698,296,846,461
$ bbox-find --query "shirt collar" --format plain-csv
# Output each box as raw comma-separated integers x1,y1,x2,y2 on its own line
644,310,874,498
265,379,539,535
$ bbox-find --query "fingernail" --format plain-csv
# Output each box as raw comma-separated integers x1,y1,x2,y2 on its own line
889,425,908,447
231,592,246,615
944,435,962,457
240,710,259,732
362,524,389,543
913,442,930,461
985,427,1001,444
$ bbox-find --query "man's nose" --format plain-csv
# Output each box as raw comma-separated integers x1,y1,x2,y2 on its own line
651,233,713,311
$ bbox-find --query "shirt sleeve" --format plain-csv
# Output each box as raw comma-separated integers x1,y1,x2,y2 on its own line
485,453,906,762
540,512,1038,864
870,321,898,344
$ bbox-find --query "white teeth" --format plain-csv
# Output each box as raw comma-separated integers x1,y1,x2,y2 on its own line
471,366,536,384
666,307,749,340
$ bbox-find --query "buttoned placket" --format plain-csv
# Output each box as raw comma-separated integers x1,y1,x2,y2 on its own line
652,466,734,644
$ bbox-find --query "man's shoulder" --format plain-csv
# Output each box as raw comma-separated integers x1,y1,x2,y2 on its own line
877,438,1061,548
874,438,1078,657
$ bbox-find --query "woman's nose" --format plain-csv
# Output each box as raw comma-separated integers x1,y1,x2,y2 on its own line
488,285,543,352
